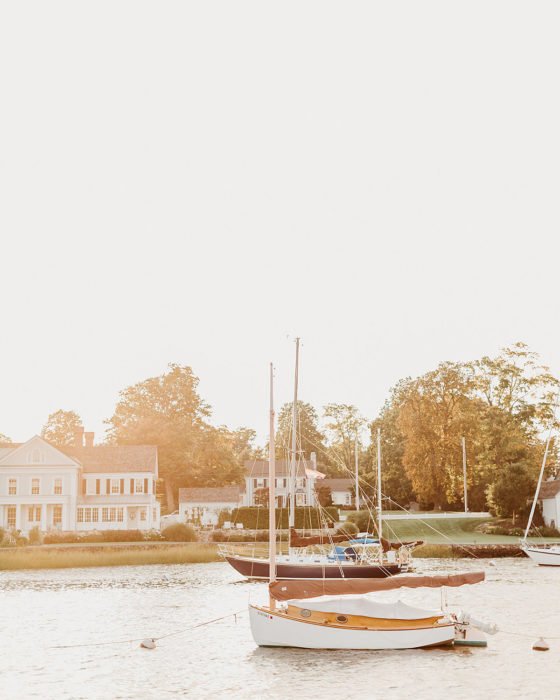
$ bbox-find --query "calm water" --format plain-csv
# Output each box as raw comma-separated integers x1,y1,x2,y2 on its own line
1,558,559,699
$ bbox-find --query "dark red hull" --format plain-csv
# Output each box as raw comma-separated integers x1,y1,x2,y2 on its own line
225,555,401,580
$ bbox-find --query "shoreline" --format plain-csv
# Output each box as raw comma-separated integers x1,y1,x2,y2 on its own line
0,540,529,571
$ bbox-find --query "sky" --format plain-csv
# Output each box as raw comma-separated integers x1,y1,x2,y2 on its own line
1,2,559,446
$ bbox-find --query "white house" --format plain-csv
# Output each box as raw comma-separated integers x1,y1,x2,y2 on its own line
0,431,160,534
242,455,326,507
320,478,354,506
539,478,560,529
178,486,242,527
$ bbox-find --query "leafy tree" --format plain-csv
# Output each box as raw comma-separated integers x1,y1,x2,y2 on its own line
105,364,243,511
397,362,482,509
323,403,366,476
366,380,415,508
41,410,83,446
486,461,534,523
315,484,333,507
254,487,269,507
275,401,326,461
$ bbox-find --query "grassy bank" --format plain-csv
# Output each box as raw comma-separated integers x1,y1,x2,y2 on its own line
382,516,539,544
0,542,221,571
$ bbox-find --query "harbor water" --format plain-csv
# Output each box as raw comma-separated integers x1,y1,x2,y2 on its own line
1,558,559,699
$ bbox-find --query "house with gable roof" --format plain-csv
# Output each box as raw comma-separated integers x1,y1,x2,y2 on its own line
0,428,160,533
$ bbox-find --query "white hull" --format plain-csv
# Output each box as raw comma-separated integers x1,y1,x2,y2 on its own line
523,545,560,566
249,605,456,650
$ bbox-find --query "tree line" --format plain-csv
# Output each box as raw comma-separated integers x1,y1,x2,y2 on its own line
1,342,557,518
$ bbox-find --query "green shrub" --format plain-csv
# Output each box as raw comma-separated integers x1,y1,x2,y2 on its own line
221,507,339,530
346,510,377,532
161,523,197,542
43,532,81,544
28,526,42,545
211,529,270,542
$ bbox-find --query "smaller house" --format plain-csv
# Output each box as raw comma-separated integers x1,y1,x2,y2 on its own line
319,478,354,506
539,478,560,529
243,454,325,507
178,486,242,527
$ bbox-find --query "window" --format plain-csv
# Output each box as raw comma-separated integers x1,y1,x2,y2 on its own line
77,508,85,523
85,508,92,523
102,507,119,522
54,478,62,495
139,508,146,521
135,479,144,494
7,506,16,528
102,507,109,522
253,478,257,488
28,506,41,522
283,478,287,488
296,493,306,506
8,479,17,495
111,479,120,494
92,508,99,522
345,493,352,505
53,505,62,526
117,508,124,522
32,478,40,495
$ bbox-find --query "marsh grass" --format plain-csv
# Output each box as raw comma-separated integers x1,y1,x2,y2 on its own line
412,544,458,558
0,543,221,570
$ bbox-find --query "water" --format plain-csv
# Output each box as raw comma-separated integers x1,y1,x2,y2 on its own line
1,559,559,699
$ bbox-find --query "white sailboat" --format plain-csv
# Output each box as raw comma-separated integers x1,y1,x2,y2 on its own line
248,363,488,650
521,421,560,566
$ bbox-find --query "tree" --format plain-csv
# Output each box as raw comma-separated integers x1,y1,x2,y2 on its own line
0,433,11,443
323,403,367,476
486,461,534,523
41,410,83,446
254,487,269,507
275,401,326,461
366,380,415,508
105,364,242,511
397,362,481,509
315,484,333,507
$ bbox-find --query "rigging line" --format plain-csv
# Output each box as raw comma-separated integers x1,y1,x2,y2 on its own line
50,610,247,649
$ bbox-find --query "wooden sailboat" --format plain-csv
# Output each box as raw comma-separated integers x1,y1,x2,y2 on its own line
223,341,410,580
248,364,487,650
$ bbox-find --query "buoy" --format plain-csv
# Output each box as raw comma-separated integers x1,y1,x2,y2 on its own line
533,637,549,652
140,638,157,649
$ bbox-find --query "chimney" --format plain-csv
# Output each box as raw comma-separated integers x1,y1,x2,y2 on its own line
73,427,84,448
310,452,317,469
84,431,94,448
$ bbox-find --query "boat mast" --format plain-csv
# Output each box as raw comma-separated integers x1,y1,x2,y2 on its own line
269,362,277,607
523,432,554,542
354,435,360,511
377,428,382,545
289,337,300,530
462,437,468,513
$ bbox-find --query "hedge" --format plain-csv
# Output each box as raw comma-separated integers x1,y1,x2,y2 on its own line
219,506,340,530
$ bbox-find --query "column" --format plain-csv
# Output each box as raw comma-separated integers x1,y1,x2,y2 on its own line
15,504,22,530
40,504,47,531
123,505,128,529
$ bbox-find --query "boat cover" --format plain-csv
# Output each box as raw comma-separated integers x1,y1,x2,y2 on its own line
287,596,440,620
269,571,485,601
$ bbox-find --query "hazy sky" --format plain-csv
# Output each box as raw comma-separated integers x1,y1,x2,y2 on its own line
1,2,559,445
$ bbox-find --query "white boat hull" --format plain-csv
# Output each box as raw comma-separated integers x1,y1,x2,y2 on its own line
523,545,560,566
249,605,456,650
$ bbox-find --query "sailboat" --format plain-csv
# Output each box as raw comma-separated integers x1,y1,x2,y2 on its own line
521,420,560,566
248,363,489,650
223,340,413,580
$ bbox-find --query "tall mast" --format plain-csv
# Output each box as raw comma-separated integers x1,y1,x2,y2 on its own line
354,435,360,511
377,428,382,543
268,363,276,606
289,337,300,529
462,437,468,513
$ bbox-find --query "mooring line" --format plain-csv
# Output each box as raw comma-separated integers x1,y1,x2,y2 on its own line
49,609,246,649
